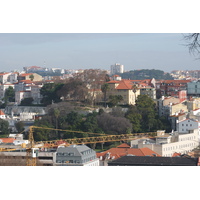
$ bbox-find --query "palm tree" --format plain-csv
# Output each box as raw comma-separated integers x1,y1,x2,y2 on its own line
29,74,34,81
53,108,60,137
132,84,138,104
101,83,110,107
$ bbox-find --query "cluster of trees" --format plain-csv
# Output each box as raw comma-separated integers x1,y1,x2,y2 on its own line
126,95,171,133
0,86,15,108
117,69,173,80
40,69,109,106
0,119,25,136
31,95,171,141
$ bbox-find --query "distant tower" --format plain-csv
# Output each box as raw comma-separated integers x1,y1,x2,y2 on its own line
110,63,124,75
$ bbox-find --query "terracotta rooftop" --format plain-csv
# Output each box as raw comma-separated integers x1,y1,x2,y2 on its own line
0,138,15,143
116,80,133,90
108,80,120,84
19,80,33,83
0,110,5,116
0,73,10,76
19,73,34,77
116,143,130,148
96,147,161,160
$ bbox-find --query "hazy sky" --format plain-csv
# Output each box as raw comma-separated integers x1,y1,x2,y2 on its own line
0,33,199,73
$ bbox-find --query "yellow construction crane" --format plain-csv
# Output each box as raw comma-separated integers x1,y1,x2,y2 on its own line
25,126,157,166
0,126,157,165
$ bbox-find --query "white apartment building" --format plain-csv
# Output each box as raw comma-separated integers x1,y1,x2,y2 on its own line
0,72,11,84
110,63,124,75
14,81,43,104
31,85,43,104
177,118,200,133
15,91,31,104
138,130,199,157
187,80,200,97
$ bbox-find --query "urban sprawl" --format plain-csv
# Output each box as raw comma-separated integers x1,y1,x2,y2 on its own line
1,63,200,166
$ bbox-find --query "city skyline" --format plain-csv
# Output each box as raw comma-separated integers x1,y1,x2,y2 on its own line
0,33,199,73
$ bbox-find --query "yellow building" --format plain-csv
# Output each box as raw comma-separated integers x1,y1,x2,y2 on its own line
18,73,43,82
107,79,140,105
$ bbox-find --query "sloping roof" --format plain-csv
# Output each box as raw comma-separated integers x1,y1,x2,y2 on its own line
0,138,15,143
19,80,33,84
108,155,198,166
96,147,160,160
107,80,120,84
116,80,133,90
0,73,10,76
0,110,5,116
116,143,130,148
172,152,181,157
19,73,33,77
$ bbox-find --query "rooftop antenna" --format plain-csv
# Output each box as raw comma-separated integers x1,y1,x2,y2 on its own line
44,60,46,69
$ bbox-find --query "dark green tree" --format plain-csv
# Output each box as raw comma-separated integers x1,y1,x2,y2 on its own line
29,74,34,81
101,83,110,107
4,86,15,103
15,121,25,133
40,82,64,105
125,106,142,133
0,119,9,135
20,97,34,106
108,95,123,107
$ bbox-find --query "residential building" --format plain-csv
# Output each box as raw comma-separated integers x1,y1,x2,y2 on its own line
107,79,140,105
187,97,200,111
0,110,6,119
15,91,31,104
8,72,19,84
108,155,200,166
177,118,200,142
157,96,188,117
0,73,11,84
156,80,190,97
0,84,14,100
53,145,99,166
96,143,160,166
14,80,43,104
110,63,124,75
31,85,43,104
137,130,199,157
187,81,200,97
23,66,47,73
140,87,156,99
18,73,43,82
169,112,187,131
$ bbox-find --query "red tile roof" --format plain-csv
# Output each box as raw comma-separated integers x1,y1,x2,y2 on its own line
96,147,161,160
19,80,33,83
0,138,15,143
19,73,33,77
0,73,10,76
116,143,130,148
0,110,5,116
112,75,120,77
108,80,120,84
172,152,181,157
116,80,133,90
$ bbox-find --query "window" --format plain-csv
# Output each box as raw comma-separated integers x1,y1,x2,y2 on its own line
182,124,184,126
